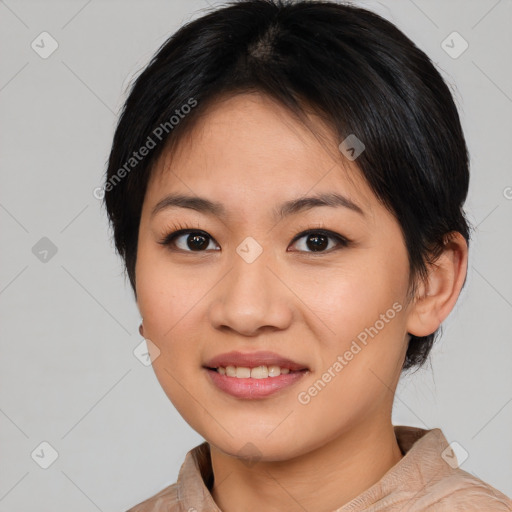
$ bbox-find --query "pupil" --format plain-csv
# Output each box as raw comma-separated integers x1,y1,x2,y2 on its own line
187,233,209,251
307,234,328,251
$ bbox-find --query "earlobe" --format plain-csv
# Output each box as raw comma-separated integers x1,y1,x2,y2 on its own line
406,232,468,338
139,321,144,337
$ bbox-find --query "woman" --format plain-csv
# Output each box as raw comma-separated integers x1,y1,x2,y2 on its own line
103,1,512,510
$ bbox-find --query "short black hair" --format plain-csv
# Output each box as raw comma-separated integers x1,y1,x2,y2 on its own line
103,0,472,372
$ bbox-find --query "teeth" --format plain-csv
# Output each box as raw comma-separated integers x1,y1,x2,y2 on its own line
217,365,292,378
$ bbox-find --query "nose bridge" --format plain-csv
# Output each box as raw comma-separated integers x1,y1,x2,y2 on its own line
208,238,292,334
228,238,275,306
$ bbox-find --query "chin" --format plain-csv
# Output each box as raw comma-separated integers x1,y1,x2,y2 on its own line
205,428,310,463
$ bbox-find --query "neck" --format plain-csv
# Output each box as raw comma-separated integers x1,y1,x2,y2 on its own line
210,416,403,512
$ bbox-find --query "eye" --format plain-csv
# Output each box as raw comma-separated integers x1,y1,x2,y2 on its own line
289,229,350,253
158,228,220,252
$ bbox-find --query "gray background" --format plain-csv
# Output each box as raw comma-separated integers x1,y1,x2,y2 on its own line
1,0,511,511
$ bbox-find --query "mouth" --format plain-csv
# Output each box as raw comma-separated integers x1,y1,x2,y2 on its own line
205,365,307,378
202,351,309,399
203,350,309,373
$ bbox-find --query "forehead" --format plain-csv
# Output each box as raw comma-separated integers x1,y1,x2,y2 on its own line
146,92,376,218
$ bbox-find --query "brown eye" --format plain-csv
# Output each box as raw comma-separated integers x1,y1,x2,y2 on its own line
159,230,220,252
289,230,349,253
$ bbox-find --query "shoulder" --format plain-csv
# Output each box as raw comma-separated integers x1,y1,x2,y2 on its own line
412,469,512,511
124,482,181,512
391,426,512,511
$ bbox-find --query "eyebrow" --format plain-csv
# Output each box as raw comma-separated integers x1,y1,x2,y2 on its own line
150,192,365,220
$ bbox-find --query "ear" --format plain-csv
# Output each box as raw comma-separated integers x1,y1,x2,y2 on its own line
406,232,468,337
139,322,144,337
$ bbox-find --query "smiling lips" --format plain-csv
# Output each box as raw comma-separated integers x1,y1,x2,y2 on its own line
204,350,309,371
203,350,309,399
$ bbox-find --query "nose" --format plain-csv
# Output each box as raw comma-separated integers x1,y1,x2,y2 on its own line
207,249,293,337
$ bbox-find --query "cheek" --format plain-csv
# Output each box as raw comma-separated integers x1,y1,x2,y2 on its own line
136,240,190,330
137,272,197,346
293,256,409,387
293,254,407,333
135,247,216,369
135,251,206,413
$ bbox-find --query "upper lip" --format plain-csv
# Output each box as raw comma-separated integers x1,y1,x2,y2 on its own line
203,351,308,371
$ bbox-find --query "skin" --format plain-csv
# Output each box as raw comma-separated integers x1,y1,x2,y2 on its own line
135,92,468,512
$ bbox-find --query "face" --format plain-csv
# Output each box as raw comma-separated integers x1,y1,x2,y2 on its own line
135,92,413,461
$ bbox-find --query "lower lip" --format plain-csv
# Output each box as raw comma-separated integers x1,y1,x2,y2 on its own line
205,368,308,399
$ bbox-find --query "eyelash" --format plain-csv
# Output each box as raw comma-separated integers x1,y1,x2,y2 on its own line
157,221,352,254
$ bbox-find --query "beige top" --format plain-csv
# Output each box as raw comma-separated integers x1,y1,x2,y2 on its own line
126,425,512,511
